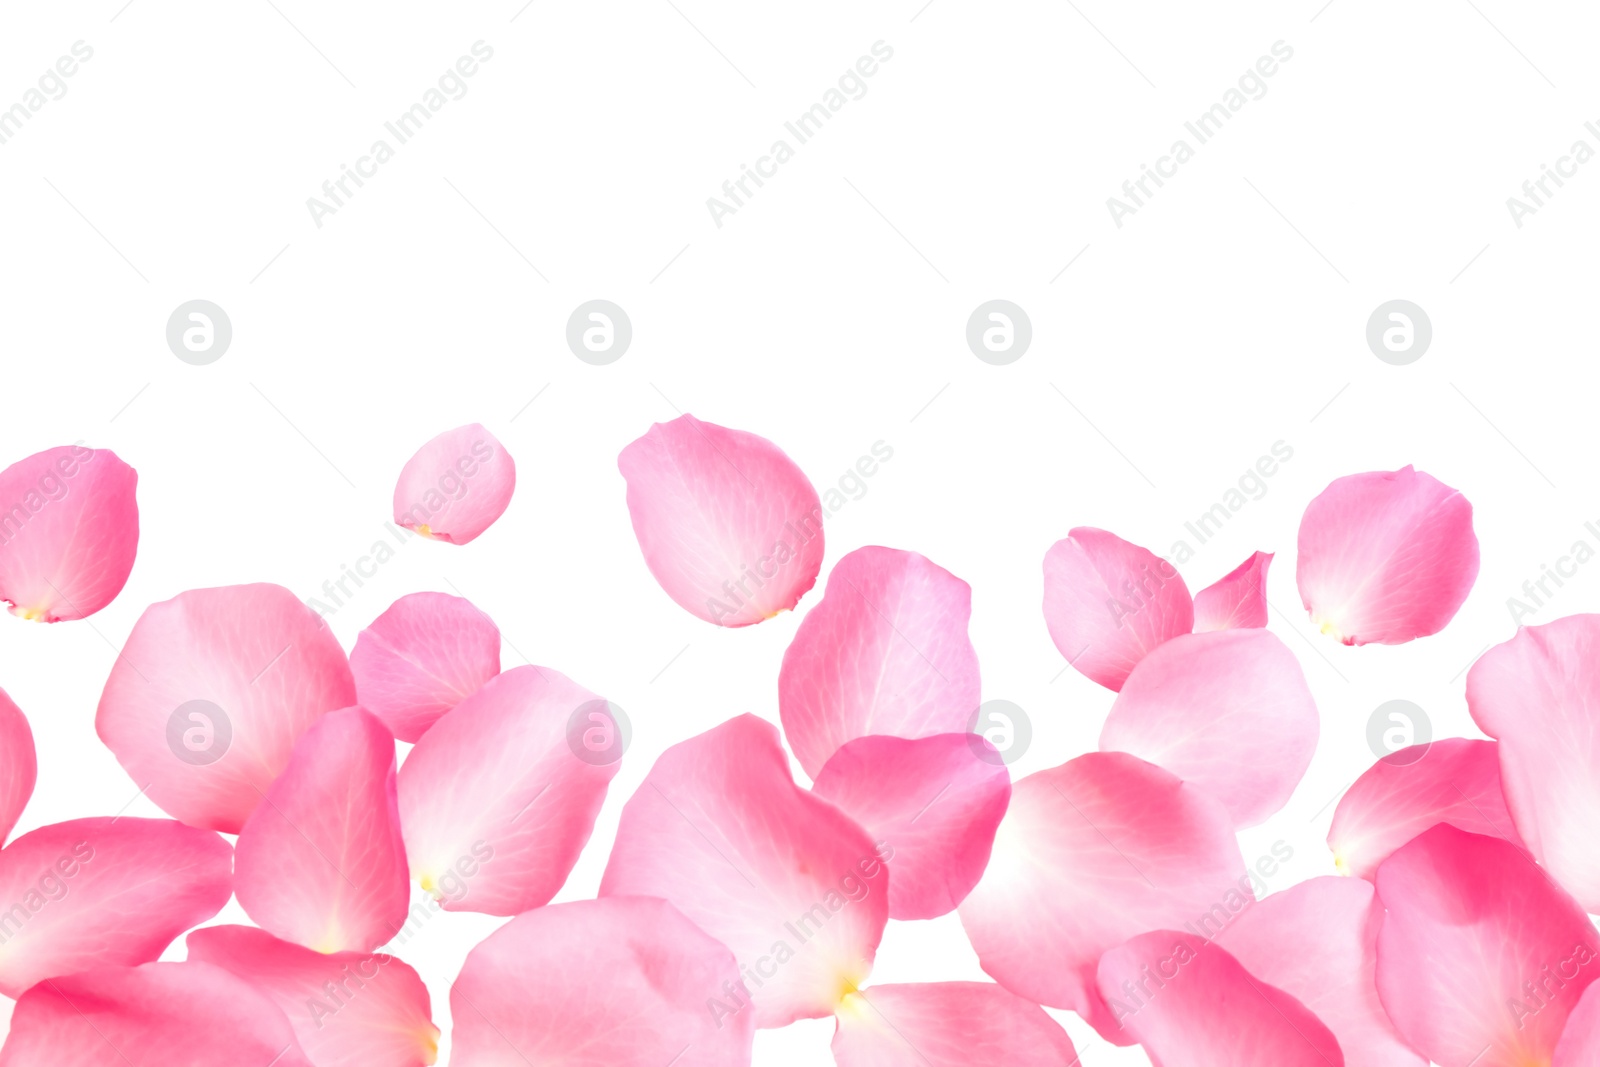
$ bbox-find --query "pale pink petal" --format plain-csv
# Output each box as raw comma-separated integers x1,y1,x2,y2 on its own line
811,734,1009,920
187,925,438,1067
599,715,888,1028
1042,527,1193,691
451,896,752,1067
1,961,313,1067
618,414,825,627
1468,614,1600,911
1193,551,1272,631
1296,466,1479,645
957,751,1248,1041
0,817,232,998
392,424,515,545
0,689,36,845
1554,981,1600,1067
235,708,408,953
1100,628,1318,828
832,983,1077,1067
0,445,138,622
779,547,981,777
95,583,357,833
397,665,617,915
1375,824,1599,1067
1327,737,1523,880
350,592,501,744
1097,930,1345,1065
1215,876,1425,1067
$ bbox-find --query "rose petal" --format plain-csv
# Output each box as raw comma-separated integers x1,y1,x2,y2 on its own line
1375,824,1599,1067
0,961,313,1067
187,925,439,1067
618,414,825,627
832,983,1078,1067
779,547,981,778
392,424,515,545
397,665,617,915
349,592,501,743
811,733,1009,920
235,708,408,953
0,688,36,845
1100,628,1318,828
1193,551,1272,631
95,583,357,833
599,715,888,1028
450,896,752,1067
0,817,231,998
957,751,1248,1041
0,444,138,623
1554,981,1600,1067
1042,527,1193,691
1327,737,1523,880
1296,466,1479,645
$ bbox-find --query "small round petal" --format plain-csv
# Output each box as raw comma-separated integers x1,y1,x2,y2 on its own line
392,424,515,545
451,897,753,1067
780,547,981,777
1192,550,1272,631
0,444,138,622
95,583,357,833
832,983,1078,1067
0,687,37,844
618,414,825,627
350,592,501,743
1296,466,1479,644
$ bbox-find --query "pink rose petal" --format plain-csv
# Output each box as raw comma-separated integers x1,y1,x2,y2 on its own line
95,583,357,833
779,547,981,778
392,424,515,545
832,982,1078,1067
1554,981,1600,1067
1296,466,1479,645
811,733,1009,920
451,896,753,1067
350,591,501,743
0,688,36,845
1193,550,1272,631
618,414,825,627
1100,628,1319,828
599,715,889,1028
1042,527,1193,691
0,444,138,622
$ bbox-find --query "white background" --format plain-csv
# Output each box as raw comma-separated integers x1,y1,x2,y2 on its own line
2,1,1598,1062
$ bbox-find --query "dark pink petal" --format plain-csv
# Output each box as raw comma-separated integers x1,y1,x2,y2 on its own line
451,896,752,1067
187,925,439,1067
1042,527,1193,691
811,734,1009,920
1375,824,1599,1067
618,415,825,627
0,444,138,622
1100,628,1318,828
397,665,616,915
1097,930,1345,1065
234,708,408,953
349,591,501,744
0,962,313,1067
779,547,981,777
1468,614,1600,911
1327,737,1523,880
832,983,1078,1067
1554,981,1600,1066
95,582,356,833
957,751,1248,1041
392,424,515,545
1215,876,1425,1067
1193,551,1272,631
599,715,888,1028
0,817,231,998
1296,466,1479,644
0,688,36,844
